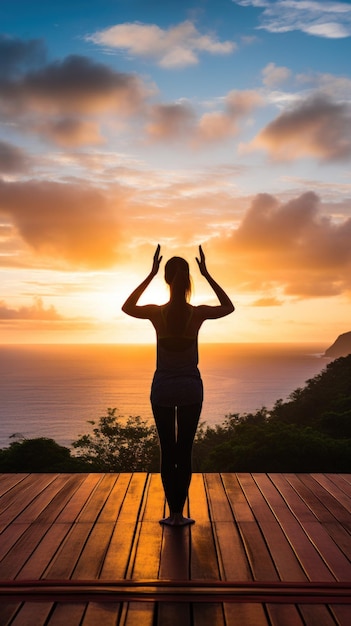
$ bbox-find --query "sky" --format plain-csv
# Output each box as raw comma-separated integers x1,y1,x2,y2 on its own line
0,0,351,345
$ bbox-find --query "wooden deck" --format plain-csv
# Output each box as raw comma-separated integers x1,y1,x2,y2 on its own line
0,473,351,626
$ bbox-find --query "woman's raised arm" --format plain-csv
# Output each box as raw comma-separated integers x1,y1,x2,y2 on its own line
121,244,162,318
196,245,234,319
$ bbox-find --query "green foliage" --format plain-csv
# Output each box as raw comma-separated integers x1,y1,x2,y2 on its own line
201,421,351,472
0,437,82,472
270,355,351,432
72,408,159,472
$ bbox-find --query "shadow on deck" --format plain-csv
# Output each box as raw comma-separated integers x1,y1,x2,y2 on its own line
0,472,351,625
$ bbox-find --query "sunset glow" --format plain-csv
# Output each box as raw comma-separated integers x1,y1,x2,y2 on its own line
1,0,351,346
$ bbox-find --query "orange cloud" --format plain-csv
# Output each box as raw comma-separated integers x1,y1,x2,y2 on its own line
0,179,125,268
219,191,351,297
0,297,62,320
250,94,351,162
195,90,262,144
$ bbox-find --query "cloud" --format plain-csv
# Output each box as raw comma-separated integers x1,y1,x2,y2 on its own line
222,190,351,297
0,179,126,268
0,54,148,117
145,90,262,145
0,34,46,78
252,296,284,306
87,20,236,68
262,62,291,87
0,141,30,173
195,90,263,144
248,94,351,162
0,53,150,146
235,0,351,38
36,118,104,147
0,297,62,320
146,102,196,140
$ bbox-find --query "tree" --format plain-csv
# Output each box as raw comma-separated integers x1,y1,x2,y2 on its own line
72,408,159,472
0,437,81,472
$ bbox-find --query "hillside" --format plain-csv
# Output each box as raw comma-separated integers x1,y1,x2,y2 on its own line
325,331,351,357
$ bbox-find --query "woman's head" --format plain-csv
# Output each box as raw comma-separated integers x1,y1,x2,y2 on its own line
164,256,192,301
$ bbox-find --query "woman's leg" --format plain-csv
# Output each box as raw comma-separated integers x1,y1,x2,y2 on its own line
152,404,178,513
174,403,202,514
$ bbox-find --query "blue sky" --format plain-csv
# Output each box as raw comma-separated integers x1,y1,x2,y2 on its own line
0,0,351,343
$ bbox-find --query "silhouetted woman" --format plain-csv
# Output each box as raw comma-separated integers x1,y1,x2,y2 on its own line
122,245,234,526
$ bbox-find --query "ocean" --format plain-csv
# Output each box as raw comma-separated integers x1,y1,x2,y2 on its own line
0,343,330,449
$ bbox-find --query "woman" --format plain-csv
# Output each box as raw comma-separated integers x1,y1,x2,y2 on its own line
122,245,234,526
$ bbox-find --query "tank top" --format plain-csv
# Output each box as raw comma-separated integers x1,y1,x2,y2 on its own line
150,306,203,407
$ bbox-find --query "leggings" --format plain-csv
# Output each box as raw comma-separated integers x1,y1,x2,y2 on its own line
152,403,202,514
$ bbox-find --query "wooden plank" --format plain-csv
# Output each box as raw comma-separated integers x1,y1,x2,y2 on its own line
13,475,85,524
238,521,279,581
123,474,163,626
122,602,154,626
82,602,122,626
6,602,53,626
335,474,351,497
141,473,165,523
156,603,191,626
55,474,103,523
205,474,234,522
188,473,208,523
330,604,351,626
299,521,351,581
214,522,252,581
299,604,339,626
16,523,72,580
0,475,58,526
77,474,118,523
98,477,146,626
311,474,351,518
40,603,86,626
0,523,31,562
235,475,279,581
259,521,307,581
190,474,224,626
298,475,351,524
72,522,116,579
0,475,28,497
116,474,148,523
0,523,52,580
270,473,351,580
221,474,256,523
323,522,351,560
159,525,190,580
158,472,191,626
222,603,269,626
253,474,335,581
43,522,95,579
284,474,339,523
0,602,22,625
97,473,130,522
101,522,136,581
236,474,307,581
266,604,305,626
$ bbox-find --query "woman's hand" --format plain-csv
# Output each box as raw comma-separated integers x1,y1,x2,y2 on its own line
151,244,162,277
196,245,209,277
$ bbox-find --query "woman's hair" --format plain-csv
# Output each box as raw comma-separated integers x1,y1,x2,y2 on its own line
164,257,192,302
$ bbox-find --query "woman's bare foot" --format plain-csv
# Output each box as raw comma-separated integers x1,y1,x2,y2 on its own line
159,513,195,526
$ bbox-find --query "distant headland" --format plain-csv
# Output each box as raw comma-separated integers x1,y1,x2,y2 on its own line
324,331,351,357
